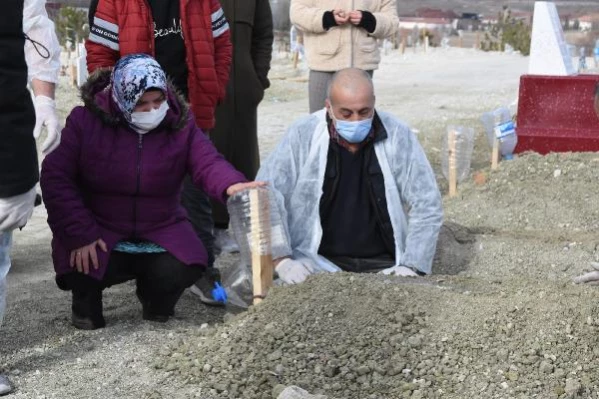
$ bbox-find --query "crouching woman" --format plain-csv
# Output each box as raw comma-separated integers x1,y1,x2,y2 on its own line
41,54,261,329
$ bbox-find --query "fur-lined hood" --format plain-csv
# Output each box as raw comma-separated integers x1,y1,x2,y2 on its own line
80,69,190,132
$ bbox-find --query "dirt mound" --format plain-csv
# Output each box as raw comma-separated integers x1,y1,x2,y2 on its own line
162,274,599,399
444,152,599,233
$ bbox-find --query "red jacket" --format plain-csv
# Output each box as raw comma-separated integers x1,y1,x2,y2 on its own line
85,0,232,130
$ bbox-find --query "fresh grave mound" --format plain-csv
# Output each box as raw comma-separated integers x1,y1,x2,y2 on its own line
444,152,599,233
161,273,599,399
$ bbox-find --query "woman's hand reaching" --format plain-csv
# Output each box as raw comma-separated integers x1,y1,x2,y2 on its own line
226,181,267,197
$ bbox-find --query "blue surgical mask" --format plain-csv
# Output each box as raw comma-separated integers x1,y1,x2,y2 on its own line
330,109,374,143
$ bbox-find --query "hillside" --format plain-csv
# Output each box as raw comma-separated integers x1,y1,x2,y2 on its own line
396,0,599,15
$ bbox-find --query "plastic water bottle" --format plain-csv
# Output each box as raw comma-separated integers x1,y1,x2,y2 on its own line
579,47,588,72
481,107,518,160
441,126,475,183
226,187,291,264
494,119,517,160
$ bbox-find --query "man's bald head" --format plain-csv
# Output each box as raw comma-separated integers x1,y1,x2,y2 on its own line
326,68,374,102
325,68,375,122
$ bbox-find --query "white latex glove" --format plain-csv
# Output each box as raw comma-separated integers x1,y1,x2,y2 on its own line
0,188,37,232
275,258,315,285
573,262,599,285
33,95,61,155
379,265,419,277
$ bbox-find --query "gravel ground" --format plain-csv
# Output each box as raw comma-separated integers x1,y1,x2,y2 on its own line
7,47,599,399
164,274,599,399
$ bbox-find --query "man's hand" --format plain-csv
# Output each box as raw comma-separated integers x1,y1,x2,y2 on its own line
574,262,599,285
333,9,350,25
349,10,363,25
33,95,61,155
0,188,36,232
274,258,315,284
70,239,108,275
379,265,419,277
226,181,267,197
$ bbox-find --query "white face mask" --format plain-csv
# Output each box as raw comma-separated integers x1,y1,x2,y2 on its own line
130,101,169,134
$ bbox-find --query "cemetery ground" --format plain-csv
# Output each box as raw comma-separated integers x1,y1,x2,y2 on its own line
4,47,599,398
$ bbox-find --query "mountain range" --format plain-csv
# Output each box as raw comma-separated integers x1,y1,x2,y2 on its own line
396,1,599,15
50,0,599,18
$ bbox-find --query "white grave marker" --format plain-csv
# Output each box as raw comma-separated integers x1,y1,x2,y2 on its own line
528,1,575,76
76,43,89,87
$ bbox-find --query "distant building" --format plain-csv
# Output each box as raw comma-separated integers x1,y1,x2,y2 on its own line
480,15,498,26
399,8,458,32
399,17,454,31
456,12,481,31
576,13,599,32
461,13,479,20
510,11,533,25
559,13,579,31
480,9,532,28
413,8,459,20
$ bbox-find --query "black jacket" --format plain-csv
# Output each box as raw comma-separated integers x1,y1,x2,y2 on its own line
0,0,38,198
210,0,274,226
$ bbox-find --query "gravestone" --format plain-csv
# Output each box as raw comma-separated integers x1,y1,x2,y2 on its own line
528,1,575,76
76,43,88,88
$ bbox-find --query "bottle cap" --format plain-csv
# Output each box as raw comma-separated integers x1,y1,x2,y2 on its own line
212,282,228,303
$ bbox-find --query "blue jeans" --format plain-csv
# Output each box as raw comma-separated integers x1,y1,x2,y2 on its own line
0,232,12,327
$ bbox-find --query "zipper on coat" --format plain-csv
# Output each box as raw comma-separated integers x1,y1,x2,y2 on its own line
132,134,143,237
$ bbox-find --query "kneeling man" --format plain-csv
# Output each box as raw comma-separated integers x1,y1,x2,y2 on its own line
257,68,443,284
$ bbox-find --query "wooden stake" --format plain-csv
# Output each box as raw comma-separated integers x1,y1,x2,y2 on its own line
69,63,77,87
459,36,463,48
448,129,457,197
475,32,481,49
249,189,273,305
424,36,429,53
400,37,406,54
491,138,500,170
294,32,304,69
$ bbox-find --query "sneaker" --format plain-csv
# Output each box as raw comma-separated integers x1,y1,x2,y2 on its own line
190,268,226,307
214,228,239,254
0,374,13,396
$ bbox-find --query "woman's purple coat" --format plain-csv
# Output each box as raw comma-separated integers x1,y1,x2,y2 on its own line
40,70,246,280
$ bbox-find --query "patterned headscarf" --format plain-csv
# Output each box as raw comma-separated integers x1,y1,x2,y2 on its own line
111,54,167,122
